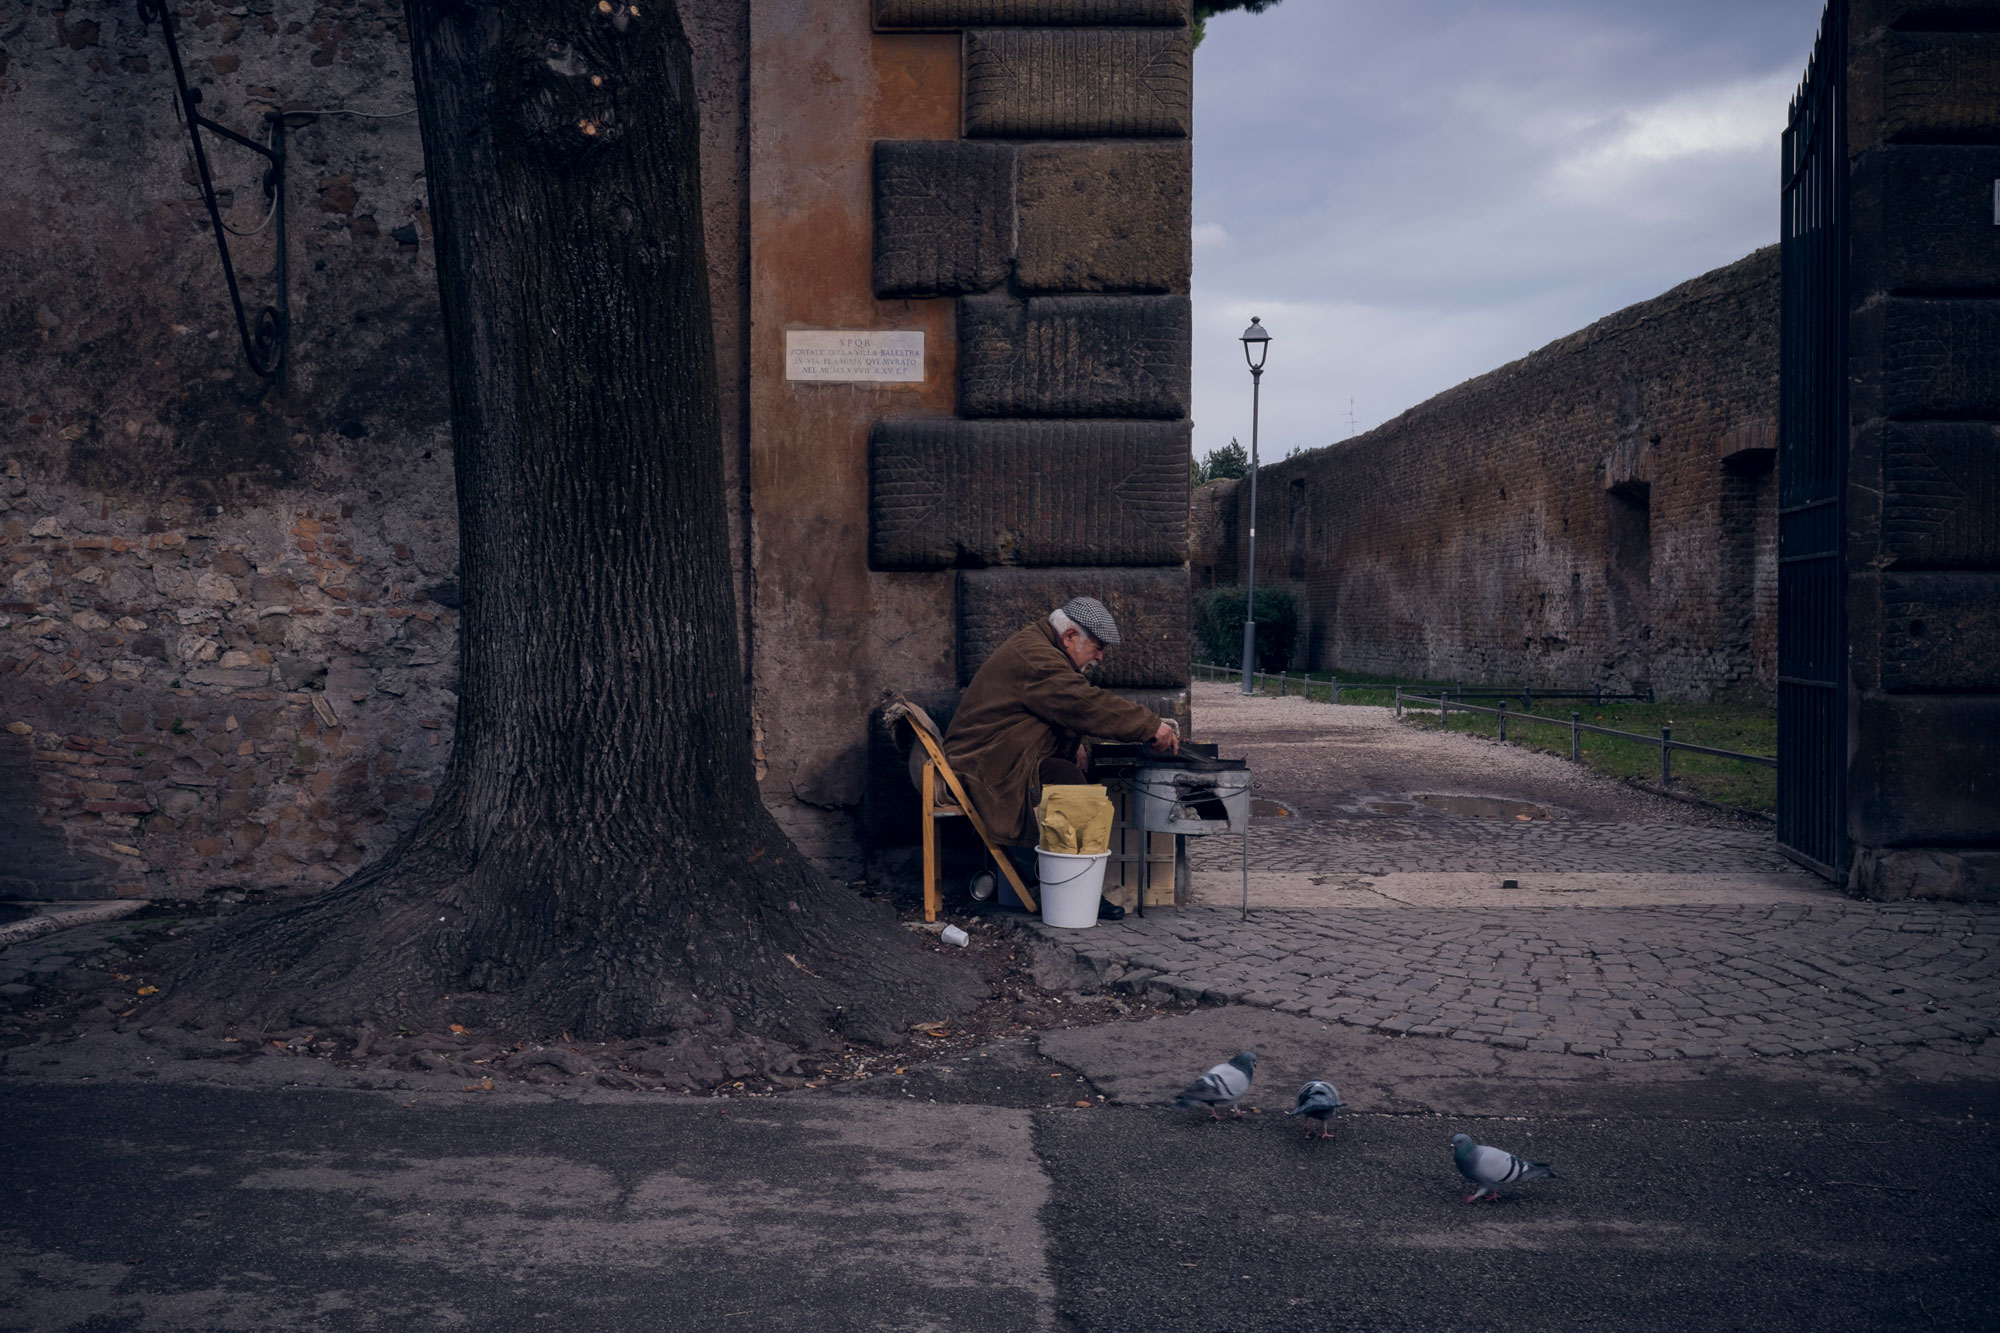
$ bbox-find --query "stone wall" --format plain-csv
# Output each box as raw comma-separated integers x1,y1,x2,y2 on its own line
0,0,752,898
1193,248,1781,700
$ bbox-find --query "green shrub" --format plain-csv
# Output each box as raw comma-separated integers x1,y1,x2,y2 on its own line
1193,585,1298,671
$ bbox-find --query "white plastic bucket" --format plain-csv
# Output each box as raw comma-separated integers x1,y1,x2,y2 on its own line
1036,849,1110,929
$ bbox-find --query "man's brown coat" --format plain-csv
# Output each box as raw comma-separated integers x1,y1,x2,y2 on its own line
942,620,1161,844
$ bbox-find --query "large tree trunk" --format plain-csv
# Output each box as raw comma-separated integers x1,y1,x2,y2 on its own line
158,0,977,1050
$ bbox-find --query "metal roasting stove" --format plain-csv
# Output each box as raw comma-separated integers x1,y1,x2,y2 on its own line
1092,742,1254,918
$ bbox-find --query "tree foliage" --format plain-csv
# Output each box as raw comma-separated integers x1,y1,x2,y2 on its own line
1197,438,1249,483
1192,0,1282,45
1192,584,1299,671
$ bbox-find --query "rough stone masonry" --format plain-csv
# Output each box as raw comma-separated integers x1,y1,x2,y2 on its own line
0,0,750,898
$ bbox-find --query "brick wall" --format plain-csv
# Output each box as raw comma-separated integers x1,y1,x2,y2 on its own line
1196,247,1780,701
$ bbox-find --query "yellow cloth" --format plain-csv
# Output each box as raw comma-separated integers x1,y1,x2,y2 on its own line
1036,784,1114,855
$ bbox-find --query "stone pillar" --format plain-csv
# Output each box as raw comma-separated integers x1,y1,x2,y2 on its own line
866,2,1194,695
842,0,1195,882
1844,0,2000,899
747,1,1193,876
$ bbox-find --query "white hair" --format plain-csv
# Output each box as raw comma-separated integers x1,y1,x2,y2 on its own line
1049,608,1080,641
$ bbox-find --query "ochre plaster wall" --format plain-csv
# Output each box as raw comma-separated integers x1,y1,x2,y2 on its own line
745,5,962,877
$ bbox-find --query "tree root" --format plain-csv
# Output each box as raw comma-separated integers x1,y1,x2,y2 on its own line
148,835,984,1054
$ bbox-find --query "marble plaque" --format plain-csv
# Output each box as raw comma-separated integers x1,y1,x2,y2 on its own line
785,330,926,383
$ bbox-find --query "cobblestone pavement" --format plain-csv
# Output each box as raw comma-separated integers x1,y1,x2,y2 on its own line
1038,902,2000,1059
1038,685,2000,1060
1188,808,1791,875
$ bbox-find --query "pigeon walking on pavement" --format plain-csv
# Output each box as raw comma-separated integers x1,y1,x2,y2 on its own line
1450,1132,1556,1203
1175,1051,1256,1120
1287,1080,1345,1138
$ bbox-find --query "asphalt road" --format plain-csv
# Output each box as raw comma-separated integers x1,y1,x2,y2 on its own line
4,1013,1997,1332
1036,1111,1994,1333
1,1080,1054,1332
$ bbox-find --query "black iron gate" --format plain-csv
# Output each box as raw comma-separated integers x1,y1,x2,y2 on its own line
1777,0,1848,880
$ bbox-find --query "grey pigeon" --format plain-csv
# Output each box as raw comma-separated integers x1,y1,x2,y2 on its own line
1175,1050,1256,1120
1287,1079,1345,1138
1450,1132,1556,1203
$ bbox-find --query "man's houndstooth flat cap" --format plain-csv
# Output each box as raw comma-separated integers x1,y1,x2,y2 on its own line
1060,596,1121,648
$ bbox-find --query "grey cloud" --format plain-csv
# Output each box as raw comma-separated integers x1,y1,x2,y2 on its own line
1190,0,1824,457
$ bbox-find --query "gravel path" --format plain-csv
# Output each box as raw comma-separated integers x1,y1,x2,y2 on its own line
1183,684,1784,875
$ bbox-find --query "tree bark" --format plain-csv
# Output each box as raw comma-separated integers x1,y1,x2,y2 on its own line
157,0,978,1050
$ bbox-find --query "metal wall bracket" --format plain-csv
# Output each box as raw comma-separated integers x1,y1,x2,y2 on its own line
136,0,288,391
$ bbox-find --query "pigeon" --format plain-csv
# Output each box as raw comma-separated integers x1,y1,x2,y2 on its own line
1450,1132,1556,1203
1174,1051,1257,1119
1287,1079,1345,1138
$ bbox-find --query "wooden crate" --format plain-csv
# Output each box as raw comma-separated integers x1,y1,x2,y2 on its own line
1099,776,1182,910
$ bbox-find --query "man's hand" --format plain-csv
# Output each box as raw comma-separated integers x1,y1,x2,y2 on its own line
1149,720,1179,754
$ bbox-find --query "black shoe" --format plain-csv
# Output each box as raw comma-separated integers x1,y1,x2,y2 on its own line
1097,899,1126,921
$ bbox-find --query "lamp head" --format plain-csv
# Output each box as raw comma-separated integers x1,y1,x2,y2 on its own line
1240,316,1271,372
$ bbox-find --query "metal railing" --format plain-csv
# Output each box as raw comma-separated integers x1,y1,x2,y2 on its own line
1188,662,1775,785
1394,691,1775,785
1191,663,1652,708
1193,661,1354,701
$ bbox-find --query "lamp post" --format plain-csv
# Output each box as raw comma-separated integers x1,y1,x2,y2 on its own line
1238,316,1271,694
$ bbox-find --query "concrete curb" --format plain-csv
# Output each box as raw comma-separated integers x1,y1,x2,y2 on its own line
0,900,145,949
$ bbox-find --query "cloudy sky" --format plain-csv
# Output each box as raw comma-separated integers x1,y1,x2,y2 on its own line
1188,0,1828,463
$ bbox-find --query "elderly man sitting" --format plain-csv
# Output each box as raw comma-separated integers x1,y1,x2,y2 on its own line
943,596,1179,920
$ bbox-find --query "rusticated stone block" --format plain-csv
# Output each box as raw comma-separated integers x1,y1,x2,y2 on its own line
1854,29,2000,148
1852,846,2000,904
876,0,1187,26
1016,142,1190,292
870,418,1190,568
874,140,1015,298
1879,571,2000,692
963,29,1192,138
1868,298,2000,418
958,566,1188,688
959,294,1190,418
1882,423,2000,566
1851,145,2000,296
1850,692,2000,845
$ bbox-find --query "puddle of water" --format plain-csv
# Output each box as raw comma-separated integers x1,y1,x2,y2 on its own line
1365,801,1415,816
1412,793,1551,820
1250,798,1292,818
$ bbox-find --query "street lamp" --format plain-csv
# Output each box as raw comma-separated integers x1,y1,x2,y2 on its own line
1239,316,1271,694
